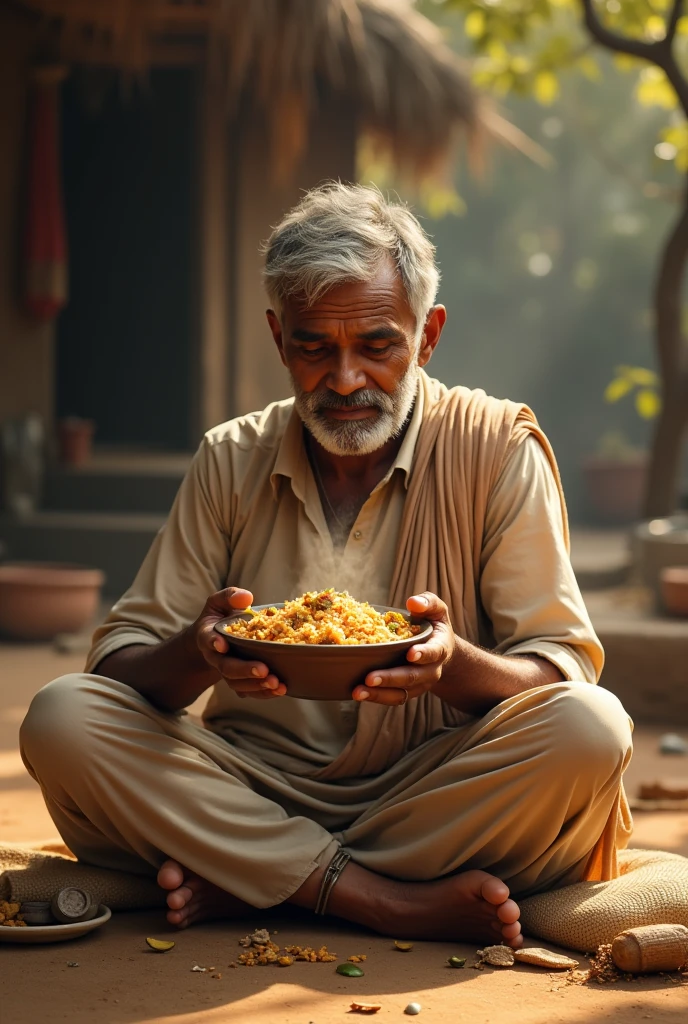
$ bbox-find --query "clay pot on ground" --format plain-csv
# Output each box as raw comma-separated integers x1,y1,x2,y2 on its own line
661,566,688,617
581,453,648,525
632,514,688,610
57,417,95,466
0,562,105,640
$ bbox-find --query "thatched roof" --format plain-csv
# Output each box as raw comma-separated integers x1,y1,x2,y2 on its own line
13,0,516,180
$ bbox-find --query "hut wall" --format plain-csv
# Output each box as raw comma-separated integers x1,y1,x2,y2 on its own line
231,94,357,417
0,6,54,426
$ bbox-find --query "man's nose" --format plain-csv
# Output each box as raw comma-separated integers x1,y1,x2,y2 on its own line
326,353,367,395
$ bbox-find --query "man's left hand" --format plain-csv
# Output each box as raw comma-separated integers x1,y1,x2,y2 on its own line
352,592,457,706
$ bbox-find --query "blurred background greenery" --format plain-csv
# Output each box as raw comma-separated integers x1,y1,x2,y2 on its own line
359,0,684,522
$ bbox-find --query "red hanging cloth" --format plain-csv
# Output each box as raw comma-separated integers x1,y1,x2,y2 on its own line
23,65,69,322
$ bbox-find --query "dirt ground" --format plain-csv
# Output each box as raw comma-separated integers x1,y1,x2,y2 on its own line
2,643,687,1024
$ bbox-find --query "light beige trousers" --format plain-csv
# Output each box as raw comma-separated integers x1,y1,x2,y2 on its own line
20,675,632,908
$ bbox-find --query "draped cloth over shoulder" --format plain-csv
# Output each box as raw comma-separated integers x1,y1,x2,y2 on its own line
316,371,631,881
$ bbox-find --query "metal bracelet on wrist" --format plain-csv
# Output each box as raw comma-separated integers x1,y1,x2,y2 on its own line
314,849,351,916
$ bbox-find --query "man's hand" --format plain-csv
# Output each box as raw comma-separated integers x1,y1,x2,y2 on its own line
352,592,456,707
195,588,287,700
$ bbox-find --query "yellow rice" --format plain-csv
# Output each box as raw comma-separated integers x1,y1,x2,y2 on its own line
221,590,422,646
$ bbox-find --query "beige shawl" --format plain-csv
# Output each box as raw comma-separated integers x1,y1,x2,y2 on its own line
315,371,631,881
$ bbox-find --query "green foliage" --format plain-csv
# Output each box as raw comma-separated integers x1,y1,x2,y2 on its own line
443,0,688,173
604,364,662,418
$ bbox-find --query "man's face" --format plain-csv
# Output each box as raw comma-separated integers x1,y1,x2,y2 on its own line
267,260,445,456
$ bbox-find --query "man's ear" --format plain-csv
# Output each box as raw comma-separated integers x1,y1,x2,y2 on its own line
417,305,447,368
266,310,287,367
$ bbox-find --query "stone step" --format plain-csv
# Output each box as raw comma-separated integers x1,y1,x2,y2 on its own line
0,510,165,597
584,587,688,725
43,451,191,514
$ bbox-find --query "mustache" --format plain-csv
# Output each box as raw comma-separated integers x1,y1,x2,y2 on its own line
307,389,394,414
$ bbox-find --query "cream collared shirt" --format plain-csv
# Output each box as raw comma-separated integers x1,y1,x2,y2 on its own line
87,382,602,766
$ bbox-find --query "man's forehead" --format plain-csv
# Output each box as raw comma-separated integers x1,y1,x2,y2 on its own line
293,301,402,325
284,264,413,327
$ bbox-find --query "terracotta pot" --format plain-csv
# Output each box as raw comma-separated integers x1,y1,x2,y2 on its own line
0,562,105,640
661,566,688,618
57,418,95,467
581,454,648,525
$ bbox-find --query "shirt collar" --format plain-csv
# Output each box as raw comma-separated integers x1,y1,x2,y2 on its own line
270,377,425,501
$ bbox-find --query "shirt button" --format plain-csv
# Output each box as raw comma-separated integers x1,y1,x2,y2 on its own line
354,530,362,540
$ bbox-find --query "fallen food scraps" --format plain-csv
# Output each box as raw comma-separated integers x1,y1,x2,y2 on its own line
146,937,175,952
140,925,688,990
233,927,364,967
0,900,26,927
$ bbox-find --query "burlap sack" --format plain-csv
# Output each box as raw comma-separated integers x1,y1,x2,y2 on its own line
0,842,163,910
520,849,688,952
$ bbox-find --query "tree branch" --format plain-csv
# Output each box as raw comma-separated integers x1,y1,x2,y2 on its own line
580,0,688,120
580,0,658,61
653,176,688,381
662,52,688,118
665,0,684,46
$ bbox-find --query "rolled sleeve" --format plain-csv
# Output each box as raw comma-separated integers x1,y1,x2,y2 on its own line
86,437,231,673
480,436,604,683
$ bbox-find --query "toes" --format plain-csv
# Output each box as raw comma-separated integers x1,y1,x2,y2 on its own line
500,921,521,940
166,885,194,911
182,874,208,895
480,875,510,907
157,859,185,890
166,908,185,927
496,898,520,925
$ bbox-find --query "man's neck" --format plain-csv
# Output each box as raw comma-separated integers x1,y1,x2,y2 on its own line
304,410,414,548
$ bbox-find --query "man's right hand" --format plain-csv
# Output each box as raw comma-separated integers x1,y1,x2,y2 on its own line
194,587,287,699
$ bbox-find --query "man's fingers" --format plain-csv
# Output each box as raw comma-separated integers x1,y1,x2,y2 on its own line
353,685,414,706
244,684,287,699
230,675,280,692
212,634,229,655
405,639,446,665
364,663,440,690
221,657,271,681
234,680,287,698
204,648,270,681
406,591,449,621
214,587,254,612
202,586,254,623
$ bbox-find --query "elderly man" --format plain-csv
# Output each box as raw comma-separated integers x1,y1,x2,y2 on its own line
21,183,632,947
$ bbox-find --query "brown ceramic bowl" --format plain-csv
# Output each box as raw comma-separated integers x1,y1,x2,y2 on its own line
214,603,433,701
660,566,688,618
0,562,105,641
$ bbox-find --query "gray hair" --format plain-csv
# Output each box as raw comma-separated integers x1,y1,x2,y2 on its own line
262,182,440,336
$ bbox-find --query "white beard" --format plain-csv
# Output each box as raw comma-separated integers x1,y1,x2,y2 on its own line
290,362,419,456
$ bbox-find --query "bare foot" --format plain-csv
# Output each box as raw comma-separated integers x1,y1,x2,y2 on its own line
157,859,253,928
158,857,522,947
324,864,522,948
387,870,522,947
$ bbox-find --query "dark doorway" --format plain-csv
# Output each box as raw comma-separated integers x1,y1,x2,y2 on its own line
57,68,196,450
